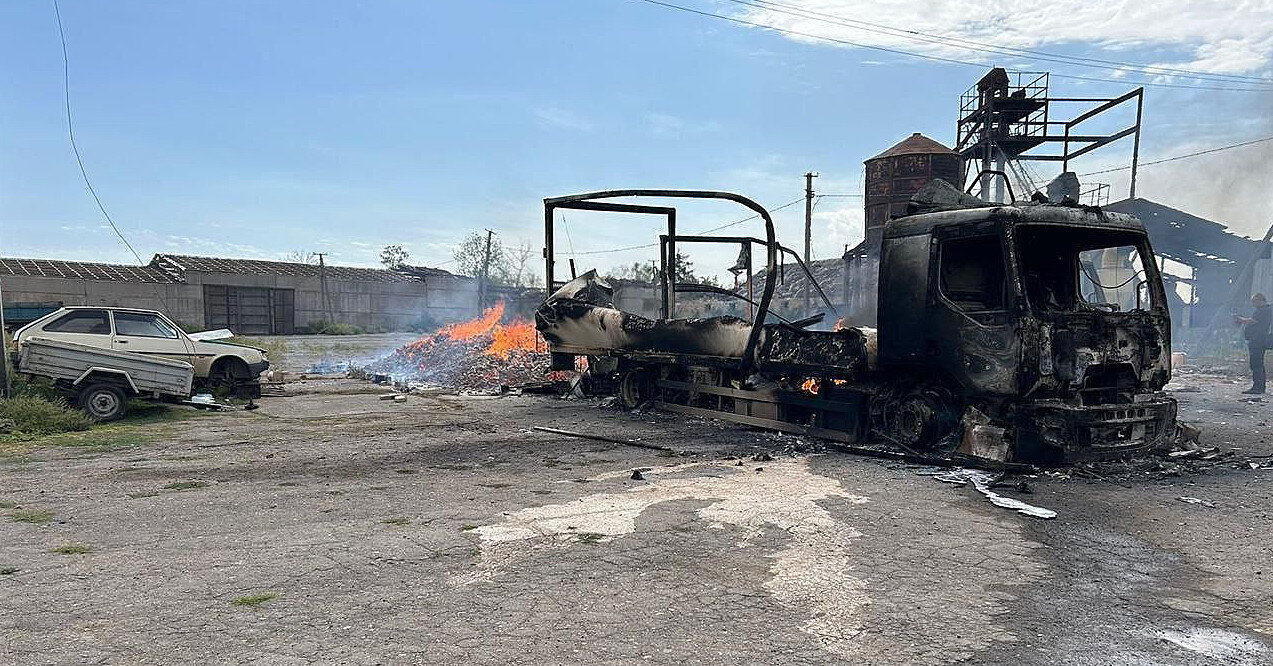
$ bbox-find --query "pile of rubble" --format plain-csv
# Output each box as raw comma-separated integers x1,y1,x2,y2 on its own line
365,302,554,391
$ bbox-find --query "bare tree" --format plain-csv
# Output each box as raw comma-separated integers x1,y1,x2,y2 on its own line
500,240,538,287
283,250,319,265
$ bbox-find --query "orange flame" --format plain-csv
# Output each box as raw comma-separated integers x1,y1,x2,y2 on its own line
407,301,543,359
801,378,820,394
440,301,507,340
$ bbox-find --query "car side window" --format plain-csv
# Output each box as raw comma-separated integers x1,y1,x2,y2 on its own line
44,310,112,335
114,312,180,339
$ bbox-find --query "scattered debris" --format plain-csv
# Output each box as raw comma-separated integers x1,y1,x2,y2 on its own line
934,468,1057,519
365,302,561,392
1177,496,1217,508
531,426,679,453
182,394,228,411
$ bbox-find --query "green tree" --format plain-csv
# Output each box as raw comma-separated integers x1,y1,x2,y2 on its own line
380,245,410,269
454,233,506,280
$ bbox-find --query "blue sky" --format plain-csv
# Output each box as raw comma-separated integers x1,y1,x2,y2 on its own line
3,0,1271,280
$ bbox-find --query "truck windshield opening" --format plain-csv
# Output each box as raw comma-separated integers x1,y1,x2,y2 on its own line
1017,226,1157,313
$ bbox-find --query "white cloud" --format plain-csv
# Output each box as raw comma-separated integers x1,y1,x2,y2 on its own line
733,0,1273,75
532,105,597,133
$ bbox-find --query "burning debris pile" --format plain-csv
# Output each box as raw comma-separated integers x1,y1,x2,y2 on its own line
367,302,553,391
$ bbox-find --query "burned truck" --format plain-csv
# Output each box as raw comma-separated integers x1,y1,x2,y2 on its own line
536,189,1176,465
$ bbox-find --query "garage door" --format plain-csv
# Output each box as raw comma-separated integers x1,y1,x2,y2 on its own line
203,285,295,335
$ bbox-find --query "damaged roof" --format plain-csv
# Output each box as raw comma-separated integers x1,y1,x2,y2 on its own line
868,133,959,161
743,257,844,303
151,254,423,282
0,254,460,285
1105,198,1257,268
0,257,179,283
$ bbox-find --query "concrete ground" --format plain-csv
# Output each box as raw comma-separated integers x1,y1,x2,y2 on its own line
253,332,424,375
1,369,1271,665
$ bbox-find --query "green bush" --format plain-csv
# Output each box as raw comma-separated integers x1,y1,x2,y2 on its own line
0,395,92,437
302,320,366,335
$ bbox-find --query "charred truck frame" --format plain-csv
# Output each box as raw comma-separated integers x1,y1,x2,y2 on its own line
537,189,1177,465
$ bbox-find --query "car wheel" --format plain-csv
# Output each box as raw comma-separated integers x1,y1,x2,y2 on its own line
208,358,253,396
77,382,127,421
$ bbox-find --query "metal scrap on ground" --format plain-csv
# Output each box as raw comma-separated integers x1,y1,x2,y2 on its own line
933,468,1058,520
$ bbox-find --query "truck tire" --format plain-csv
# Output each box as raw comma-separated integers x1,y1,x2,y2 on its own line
78,382,128,421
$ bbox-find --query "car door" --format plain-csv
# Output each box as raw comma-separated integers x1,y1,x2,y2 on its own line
34,309,114,349
110,311,195,364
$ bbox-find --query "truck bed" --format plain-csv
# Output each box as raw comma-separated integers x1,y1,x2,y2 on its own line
18,336,194,398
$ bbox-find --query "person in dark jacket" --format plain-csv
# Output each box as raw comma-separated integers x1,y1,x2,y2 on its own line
1235,293,1272,394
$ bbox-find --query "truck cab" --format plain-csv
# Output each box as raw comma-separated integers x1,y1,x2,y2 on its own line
878,203,1176,462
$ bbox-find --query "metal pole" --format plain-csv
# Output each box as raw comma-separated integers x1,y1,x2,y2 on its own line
1129,88,1144,199
803,171,817,312
543,204,555,296
479,229,494,312
746,247,754,322
0,279,10,399
316,253,334,323
666,211,677,318
659,236,669,319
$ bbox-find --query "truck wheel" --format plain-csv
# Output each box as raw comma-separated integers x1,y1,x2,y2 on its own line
78,382,127,421
619,370,652,409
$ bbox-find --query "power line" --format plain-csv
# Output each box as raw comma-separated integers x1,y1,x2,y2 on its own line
1079,134,1273,176
568,197,806,256
633,0,1271,92
726,0,1273,86
53,0,144,265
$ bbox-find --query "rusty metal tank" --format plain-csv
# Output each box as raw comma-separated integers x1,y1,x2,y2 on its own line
863,133,963,246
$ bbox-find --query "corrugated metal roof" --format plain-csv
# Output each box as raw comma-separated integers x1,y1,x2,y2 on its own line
0,258,179,283
869,133,958,160
1105,198,1255,268
152,254,425,282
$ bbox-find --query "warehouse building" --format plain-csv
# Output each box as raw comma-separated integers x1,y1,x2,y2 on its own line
0,254,479,334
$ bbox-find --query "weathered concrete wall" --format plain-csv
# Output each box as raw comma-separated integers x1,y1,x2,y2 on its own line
0,272,481,332
0,275,202,326
182,271,479,331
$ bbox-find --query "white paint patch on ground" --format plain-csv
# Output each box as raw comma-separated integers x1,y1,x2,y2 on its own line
458,458,873,655
1158,627,1269,664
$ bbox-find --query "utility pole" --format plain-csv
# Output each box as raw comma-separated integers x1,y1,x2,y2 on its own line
803,171,818,312
0,278,10,399
316,253,334,323
478,229,495,312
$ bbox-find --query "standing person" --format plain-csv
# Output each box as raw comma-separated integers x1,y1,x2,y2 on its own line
1235,293,1272,394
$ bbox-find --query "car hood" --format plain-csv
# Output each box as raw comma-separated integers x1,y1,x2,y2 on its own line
192,340,267,358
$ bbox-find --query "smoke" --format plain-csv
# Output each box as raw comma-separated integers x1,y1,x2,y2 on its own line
1134,92,1273,238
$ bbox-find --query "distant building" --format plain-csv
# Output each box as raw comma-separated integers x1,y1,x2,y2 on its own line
0,254,479,334
1105,198,1264,331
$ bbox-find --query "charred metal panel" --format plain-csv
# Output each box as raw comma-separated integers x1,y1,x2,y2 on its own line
537,299,754,360
758,326,876,379
1015,394,1176,464
876,235,930,366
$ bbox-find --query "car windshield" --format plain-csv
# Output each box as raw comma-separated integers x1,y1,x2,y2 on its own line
1016,226,1158,313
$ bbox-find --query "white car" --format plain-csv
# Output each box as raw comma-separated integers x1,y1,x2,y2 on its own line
13,306,269,393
